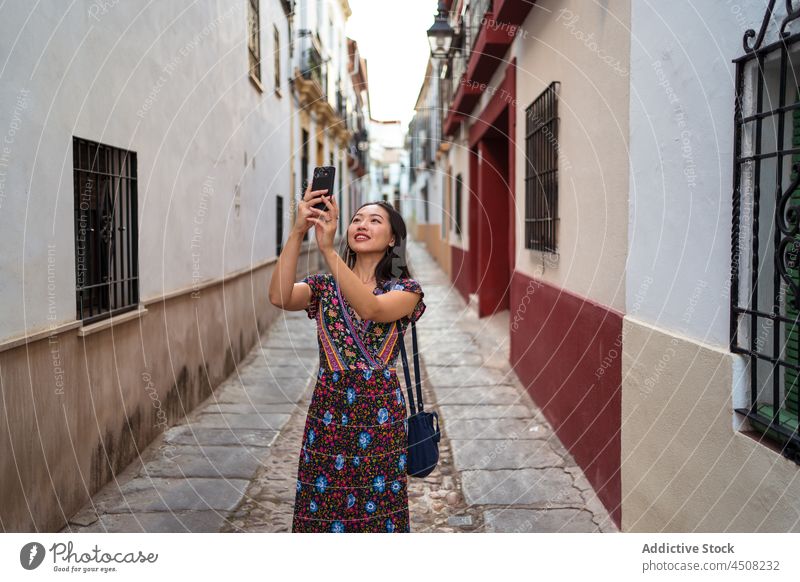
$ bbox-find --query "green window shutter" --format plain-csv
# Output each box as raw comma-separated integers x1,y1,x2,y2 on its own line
751,87,800,441
783,88,800,422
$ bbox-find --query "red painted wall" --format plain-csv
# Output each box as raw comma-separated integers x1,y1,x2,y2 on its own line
509,270,622,529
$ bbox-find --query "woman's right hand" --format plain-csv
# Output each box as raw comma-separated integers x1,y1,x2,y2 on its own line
293,181,330,235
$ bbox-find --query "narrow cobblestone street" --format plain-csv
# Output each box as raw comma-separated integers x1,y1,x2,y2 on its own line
7,0,800,559
61,240,617,533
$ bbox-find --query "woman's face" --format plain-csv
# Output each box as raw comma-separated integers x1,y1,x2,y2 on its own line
348,204,394,253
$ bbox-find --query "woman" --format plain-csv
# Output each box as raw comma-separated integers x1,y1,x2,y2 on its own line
268,182,426,533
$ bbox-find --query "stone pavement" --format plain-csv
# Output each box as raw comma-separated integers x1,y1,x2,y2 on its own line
219,319,467,533
61,239,618,533
400,240,617,533
59,319,320,533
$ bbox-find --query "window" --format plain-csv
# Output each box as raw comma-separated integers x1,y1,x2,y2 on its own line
409,120,417,183
422,184,429,222
248,0,262,87
731,5,800,463
301,128,309,241
329,18,334,97
455,173,463,237
442,172,448,239
73,137,139,324
276,195,284,255
328,150,336,230
338,157,343,233
273,25,281,92
524,81,560,253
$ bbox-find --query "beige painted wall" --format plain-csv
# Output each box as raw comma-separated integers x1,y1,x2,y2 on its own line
622,317,800,531
513,0,630,313
414,223,447,270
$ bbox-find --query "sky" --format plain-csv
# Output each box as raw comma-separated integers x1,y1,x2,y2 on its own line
345,0,438,129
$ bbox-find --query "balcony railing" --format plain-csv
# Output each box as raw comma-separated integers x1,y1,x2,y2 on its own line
440,70,453,123
349,128,368,169
449,48,466,110
336,87,345,120
300,37,326,98
464,0,492,63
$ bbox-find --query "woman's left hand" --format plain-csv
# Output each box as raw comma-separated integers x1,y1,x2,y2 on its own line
307,193,338,253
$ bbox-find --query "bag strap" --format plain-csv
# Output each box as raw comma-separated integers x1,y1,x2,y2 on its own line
399,320,424,415
410,321,423,413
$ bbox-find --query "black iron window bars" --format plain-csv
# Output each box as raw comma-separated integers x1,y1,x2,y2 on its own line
731,0,800,463
73,137,139,325
524,81,560,254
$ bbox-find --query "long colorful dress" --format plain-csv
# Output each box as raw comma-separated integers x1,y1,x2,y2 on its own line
291,273,427,533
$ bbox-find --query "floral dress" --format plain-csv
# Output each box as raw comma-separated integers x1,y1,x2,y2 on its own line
291,273,426,533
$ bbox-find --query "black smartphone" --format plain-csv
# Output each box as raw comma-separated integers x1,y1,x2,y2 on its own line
310,166,336,211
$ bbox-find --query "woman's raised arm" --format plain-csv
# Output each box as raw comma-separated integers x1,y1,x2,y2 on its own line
268,183,330,309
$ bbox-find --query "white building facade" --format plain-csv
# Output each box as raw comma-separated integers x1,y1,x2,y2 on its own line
291,0,370,252
0,0,300,531
426,0,800,531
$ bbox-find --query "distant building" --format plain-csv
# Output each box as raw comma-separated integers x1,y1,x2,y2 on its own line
407,57,446,266
367,120,408,211
291,0,366,247
345,37,372,213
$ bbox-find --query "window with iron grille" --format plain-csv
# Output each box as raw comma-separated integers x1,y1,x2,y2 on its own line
248,0,262,85
442,173,447,239
276,195,284,255
338,158,343,233
274,25,281,91
731,4,800,464
301,128,309,241
73,137,139,324
455,173,463,237
409,122,417,183
422,184,429,222
328,150,335,234
524,81,560,253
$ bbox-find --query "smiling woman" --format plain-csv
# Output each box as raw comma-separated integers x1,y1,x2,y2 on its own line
291,272,425,533
267,183,427,532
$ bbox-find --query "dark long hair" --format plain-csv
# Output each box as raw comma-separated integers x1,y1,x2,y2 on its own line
337,200,414,287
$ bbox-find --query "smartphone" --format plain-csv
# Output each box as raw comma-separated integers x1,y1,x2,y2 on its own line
310,166,336,211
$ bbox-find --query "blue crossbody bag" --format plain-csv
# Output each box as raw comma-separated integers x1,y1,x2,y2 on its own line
398,320,441,478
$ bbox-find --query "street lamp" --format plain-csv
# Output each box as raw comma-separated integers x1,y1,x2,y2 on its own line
427,1,454,59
